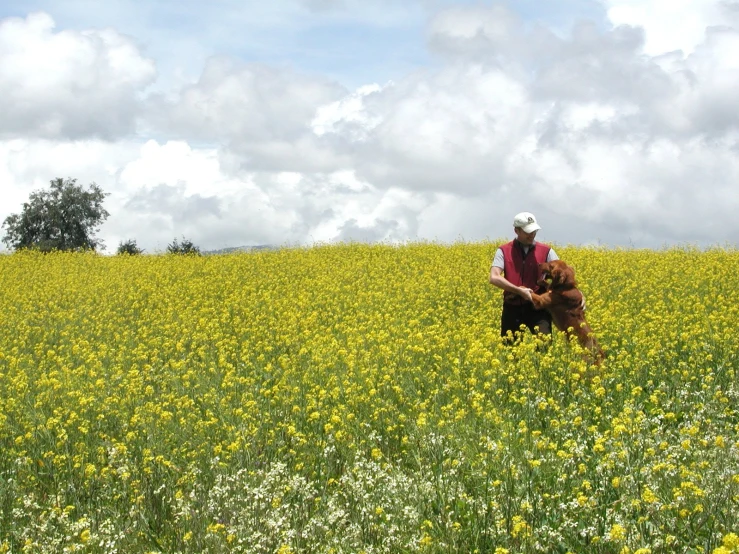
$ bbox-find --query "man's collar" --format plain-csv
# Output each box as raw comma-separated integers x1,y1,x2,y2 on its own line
514,239,537,250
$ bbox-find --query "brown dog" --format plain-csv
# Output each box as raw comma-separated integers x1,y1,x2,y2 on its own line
529,260,604,364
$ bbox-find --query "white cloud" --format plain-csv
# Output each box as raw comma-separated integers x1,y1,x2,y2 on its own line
312,84,383,139
0,138,139,218
339,64,531,194
2,2,739,252
147,57,352,173
602,0,730,55
428,4,522,46
150,57,345,142
118,141,227,196
0,12,156,139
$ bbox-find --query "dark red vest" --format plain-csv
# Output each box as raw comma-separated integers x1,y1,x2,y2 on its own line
500,240,551,305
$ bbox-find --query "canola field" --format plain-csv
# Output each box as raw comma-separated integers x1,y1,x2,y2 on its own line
0,243,738,554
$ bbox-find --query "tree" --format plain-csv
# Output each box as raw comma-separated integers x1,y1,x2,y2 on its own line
167,237,201,255
116,239,144,255
2,178,110,252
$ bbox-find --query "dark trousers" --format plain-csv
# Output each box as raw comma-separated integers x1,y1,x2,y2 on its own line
501,302,552,344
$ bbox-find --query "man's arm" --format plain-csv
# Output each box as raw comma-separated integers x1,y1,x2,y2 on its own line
489,266,533,303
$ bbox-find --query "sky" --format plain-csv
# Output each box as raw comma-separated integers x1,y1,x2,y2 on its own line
1,0,738,252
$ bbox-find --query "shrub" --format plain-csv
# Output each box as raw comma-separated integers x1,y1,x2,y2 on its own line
167,237,201,255
116,239,144,255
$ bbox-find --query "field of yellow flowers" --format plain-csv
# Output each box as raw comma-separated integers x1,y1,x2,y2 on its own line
0,243,738,553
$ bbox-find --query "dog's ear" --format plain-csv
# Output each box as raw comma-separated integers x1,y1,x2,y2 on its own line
562,265,576,286
550,265,563,285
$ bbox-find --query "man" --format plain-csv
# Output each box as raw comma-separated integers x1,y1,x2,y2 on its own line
489,212,559,343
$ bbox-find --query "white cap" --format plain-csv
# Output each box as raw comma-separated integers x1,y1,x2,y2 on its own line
513,212,541,233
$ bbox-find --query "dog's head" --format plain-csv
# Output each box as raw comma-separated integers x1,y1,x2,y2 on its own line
538,260,576,289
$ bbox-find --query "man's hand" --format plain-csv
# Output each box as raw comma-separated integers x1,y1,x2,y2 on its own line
519,287,533,303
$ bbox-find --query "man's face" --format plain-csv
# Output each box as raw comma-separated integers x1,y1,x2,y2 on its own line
515,227,537,246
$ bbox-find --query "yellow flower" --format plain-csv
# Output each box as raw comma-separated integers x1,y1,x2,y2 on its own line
641,487,658,504
511,515,530,538
609,524,627,541
207,522,226,534
3,244,739,552
721,533,739,550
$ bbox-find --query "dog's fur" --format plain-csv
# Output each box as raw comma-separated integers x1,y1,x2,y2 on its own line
529,260,604,364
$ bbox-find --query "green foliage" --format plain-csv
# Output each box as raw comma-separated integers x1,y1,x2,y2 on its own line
166,237,201,255
2,178,110,252
116,239,144,256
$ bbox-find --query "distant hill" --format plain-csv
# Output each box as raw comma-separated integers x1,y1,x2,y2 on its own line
203,245,276,255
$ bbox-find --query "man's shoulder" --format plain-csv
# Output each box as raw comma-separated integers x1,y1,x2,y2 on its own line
492,247,506,269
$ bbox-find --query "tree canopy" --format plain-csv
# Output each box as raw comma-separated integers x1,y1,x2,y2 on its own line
2,178,110,252
116,239,144,255
167,237,201,255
